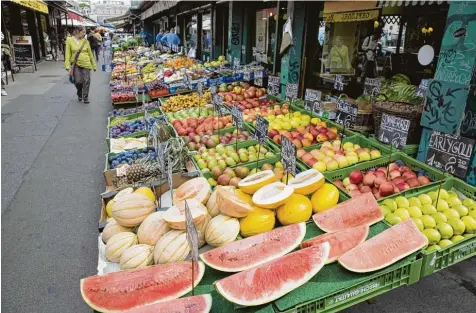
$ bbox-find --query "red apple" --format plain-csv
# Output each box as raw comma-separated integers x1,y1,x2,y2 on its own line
402,171,417,181
374,177,387,188
363,172,377,186
374,192,382,200
396,182,410,192
334,180,344,189
301,152,314,163
399,166,412,173
377,167,388,175
417,175,431,185
307,158,317,167
389,170,402,180
379,182,395,197
375,171,387,178
372,187,379,194
392,177,405,186
407,178,420,188
346,184,359,192
297,149,306,158
388,162,399,171
268,129,279,138
349,170,364,184
360,186,373,194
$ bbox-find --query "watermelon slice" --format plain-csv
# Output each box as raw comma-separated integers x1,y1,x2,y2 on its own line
200,223,306,272
80,262,205,312
339,219,428,273
300,224,369,263
313,192,383,233
214,242,330,306
120,294,212,313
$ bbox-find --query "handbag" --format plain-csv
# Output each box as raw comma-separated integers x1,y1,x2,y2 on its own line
69,39,87,84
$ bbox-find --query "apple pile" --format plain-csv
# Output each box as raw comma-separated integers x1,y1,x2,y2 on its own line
334,162,432,199
243,104,291,122
183,130,253,151
172,116,233,136
207,162,287,187
270,126,340,148
193,144,276,171
218,82,275,110
298,141,382,173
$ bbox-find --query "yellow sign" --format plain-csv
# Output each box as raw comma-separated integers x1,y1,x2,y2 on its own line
324,9,379,23
11,0,49,15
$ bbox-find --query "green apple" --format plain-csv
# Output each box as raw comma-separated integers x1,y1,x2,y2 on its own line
225,157,237,166
382,199,398,212
395,208,410,221
420,215,436,229
438,239,453,248
447,197,462,208
418,194,433,205
434,199,449,212
453,204,469,217
421,204,437,215
408,206,423,218
408,197,422,208
444,209,460,220
412,217,424,231
385,213,402,225
436,222,453,239
448,218,465,235
395,196,410,208
423,228,441,245
432,212,447,224
217,160,227,169
461,216,476,234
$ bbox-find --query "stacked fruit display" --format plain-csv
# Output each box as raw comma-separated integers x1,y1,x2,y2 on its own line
109,120,147,138
380,190,476,251
298,140,382,173
161,92,212,112
108,102,160,117
108,148,157,169
334,162,432,199
166,107,214,122
243,103,290,122
183,130,253,151
193,144,276,170
111,89,136,103
172,115,233,136
217,82,272,109
206,162,289,187
269,126,340,148
109,110,163,127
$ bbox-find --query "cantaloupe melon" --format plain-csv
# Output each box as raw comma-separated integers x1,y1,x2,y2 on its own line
112,193,156,227
154,230,190,264
252,182,294,209
216,187,254,218
137,212,170,246
238,170,277,194
173,177,211,204
105,232,138,262
102,219,134,244
119,244,154,270
206,186,235,217
287,169,325,195
205,215,240,247
196,214,211,248
134,187,156,202
162,199,207,230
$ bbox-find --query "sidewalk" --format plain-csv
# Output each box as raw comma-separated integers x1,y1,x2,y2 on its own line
1,60,68,106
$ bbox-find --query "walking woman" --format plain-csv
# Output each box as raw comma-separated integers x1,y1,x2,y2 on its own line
64,25,96,103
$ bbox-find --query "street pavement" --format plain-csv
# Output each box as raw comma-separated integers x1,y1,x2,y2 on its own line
1,59,475,313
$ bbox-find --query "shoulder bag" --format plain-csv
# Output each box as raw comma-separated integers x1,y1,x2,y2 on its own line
69,39,87,84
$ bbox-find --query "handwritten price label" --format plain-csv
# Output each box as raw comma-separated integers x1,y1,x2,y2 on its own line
267,76,280,96
335,100,358,128
378,113,410,150
255,115,269,144
334,75,344,91
281,136,296,175
304,88,322,114
363,78,381,96
232,105,243,130
285,83,298,101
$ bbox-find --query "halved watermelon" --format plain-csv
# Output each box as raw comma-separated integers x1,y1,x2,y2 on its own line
200,223,306,272
214,242,330,306
121,294,212,313
313,192,383,233
300,224,369,263
339,219,428,273
80,262,205,312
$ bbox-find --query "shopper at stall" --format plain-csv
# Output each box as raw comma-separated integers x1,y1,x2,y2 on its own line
361,30,380,79
328,36,351,73
156,29,164,48
65,25,96,104
88,29,101,61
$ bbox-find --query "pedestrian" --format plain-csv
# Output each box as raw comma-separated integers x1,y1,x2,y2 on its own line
94,29,103,53
49,28,59,61
87,29,100,61
361,30,380,80
1,31,8,96
64,25,96,104
155,29,164,48
160,30,170,47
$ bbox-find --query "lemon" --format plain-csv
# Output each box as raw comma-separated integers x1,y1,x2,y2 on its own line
380,205,392,217
395,196,410,208
240,207,275,237
408,206,423,218
434,199,449,212
438,189,450,200
453,204,469,217
447,197,462,208
444,209,460,220
432,212,447,224
382,199,398,212
106,199,115,217
310,183,339,213
420,215,436,229
462,198,475,208
408,197,422,207
451,235,465,243
277,194,313,225
134,187,156,202
422,204,437,215
395,208,410,221
418,194,433,205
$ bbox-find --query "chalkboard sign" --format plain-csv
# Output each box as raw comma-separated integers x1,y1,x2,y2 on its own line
334,75,344,91
210,85,217,95
335,100,358,128
183,200,199,263
243,67,251,81
363,78,381,96
255,115,269,144
426,131,475,179
281,136,296,175
254,70,263,87
416,79,431,98
231,105,243,130
197,80,203,96
13,43,34,67
214,95,223,116
183,73,192,89
285,83,298,101
304,88,322,113
167,155,173,190
268,76,280,96
378,113,410,150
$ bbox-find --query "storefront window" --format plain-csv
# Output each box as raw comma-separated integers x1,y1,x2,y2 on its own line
202,11,211,55
322,21,359,75
185,14,198,57
255,8,278,67
20,9,30,35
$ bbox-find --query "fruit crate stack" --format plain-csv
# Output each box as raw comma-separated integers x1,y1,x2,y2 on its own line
368,134,420,157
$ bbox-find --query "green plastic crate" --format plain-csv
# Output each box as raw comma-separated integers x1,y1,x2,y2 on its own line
324,152,447,203
107,107,163,129
368,134,419,157
296,135,391,175
386,178,476,278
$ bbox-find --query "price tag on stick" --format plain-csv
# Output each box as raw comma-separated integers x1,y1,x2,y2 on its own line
363,78,381,97
281,136,297,184
335,100,358,129
334,75,344,91
267,76,281,97
378,113,410,150
285,83,298,102
254,115,269,145
184,200,199,295
254,70,263,87
243,67,251,81
425,131,475,179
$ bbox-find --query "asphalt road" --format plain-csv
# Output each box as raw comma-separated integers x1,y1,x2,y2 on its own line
1,60,475,313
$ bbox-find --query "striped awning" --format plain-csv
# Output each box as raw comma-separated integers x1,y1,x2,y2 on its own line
378,0,447,6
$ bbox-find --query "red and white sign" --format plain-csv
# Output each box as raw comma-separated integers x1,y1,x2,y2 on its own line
12,35,32,45
68,10,83,22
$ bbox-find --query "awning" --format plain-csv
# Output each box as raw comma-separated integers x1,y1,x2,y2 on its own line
68,8,83,22
324,9,380,23
11,0,48,14
378,0,447,6
141,1,180,20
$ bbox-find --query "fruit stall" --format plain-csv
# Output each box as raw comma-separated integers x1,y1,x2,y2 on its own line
82,47,476,313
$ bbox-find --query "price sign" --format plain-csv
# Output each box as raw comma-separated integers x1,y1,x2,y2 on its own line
243,67,251,81
183,74,192,90
183,200,199,264
167,154,173,189
214,95,223,115
231,104,243,130
254,115,269,144
425,131,475,179
268,76,280,97
304,88,322,113
144,109,151,128
285,83,298,101
281,136,296,175
210,85,217,95
233,57,240,67
334,75,344,91
416,79,431,98
363,78,381,96
378,113,410,150
254,70,263,87
197,80,203,96
335,100,358,128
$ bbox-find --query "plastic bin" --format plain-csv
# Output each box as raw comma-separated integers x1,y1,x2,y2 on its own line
368,134,419,157
107,107,163,129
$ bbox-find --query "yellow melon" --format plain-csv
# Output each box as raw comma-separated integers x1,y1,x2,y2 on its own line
240,207,276,237
287,169,325,195
105,232,138,262
154,230,190,264
137,212,170,246
119,244,154,270
162,199,208,230
216,187,254,218
173,177,211,204
105,199,115,217
112,193,156,227
102,219,134,244
205,214,240,247
252,182,295,209
238,170,277,194
277,194,313,225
